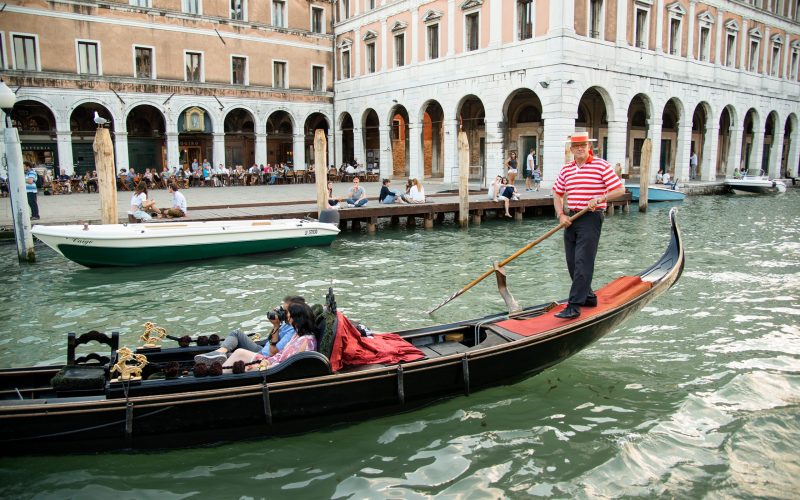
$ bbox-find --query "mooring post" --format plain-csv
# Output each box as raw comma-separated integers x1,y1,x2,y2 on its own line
458,130,470,228
424,214,434,229
4,125,35,262
314,129,328,217
94,127,118,224
367,217,377,234
639,138,651,213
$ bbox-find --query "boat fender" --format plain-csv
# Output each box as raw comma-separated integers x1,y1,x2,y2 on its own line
319,209,340,225
462,355,471,396
396,365,405,406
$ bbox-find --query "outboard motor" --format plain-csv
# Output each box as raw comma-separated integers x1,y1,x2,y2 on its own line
318,209,340,225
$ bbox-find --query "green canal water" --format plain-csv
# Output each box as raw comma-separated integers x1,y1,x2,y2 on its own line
0,191,798,498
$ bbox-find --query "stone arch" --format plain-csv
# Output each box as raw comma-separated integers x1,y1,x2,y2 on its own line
501,88,543,175
224,107,256,167
69,102,115,175
266,110,295,166
625,93,654,175
659,97,684,176
716,104,737,178
304,112,330,170
361,108,380,172
763,110,780,177
126,104,167,173
456,95,486,182
419,100,445,178
10,99,60,174
741,108,761,173
691,101,713,180
576,87,612,160
338,112,355,166
388,104,410,178
783,113,799,178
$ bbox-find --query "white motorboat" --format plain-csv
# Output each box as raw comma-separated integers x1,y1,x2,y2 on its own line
724,175,787,195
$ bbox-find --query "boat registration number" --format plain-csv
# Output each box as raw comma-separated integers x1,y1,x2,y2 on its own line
305,229,318,235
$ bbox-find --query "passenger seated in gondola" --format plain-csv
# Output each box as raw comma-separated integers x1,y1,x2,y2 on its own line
223,302,318,372
194,296,309,366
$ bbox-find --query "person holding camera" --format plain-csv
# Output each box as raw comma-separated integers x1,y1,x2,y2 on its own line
222,302,318,372
194,296,306,366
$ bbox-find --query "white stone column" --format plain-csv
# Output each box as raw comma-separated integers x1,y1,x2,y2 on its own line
729,125,743,176
443,119,458,184
788,127,800,177
655,0,665,53
354,26,362,77
749,123,764,174
56,130,74,174
678,113,693,181
411,7,419,65
687,1,697,61
353,127,365,166
647,117,663,183
166,132,180,170
447,0,456,56
114,131,129,174
702,124,719,181
540,114,573,184
715,10,724,66
380,18,388,72
489,0,502,48
763,27,771,75
606,119,628,174
549,0,575,37
408,121,423,179
327,131,334,171
255,133,267,166
292,133,305,169
379,125,391,179
334,129,344,167
768,125,784,178
213,133,225,170
740,19,749,70
616,0,628,46
484,119,505,185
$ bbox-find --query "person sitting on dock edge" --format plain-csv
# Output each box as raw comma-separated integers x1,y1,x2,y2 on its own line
161,183,187,219
344,177,368,207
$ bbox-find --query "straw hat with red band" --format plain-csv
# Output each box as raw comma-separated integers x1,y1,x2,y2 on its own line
566,132,598,145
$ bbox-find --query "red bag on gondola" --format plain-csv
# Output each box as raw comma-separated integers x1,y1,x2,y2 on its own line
328,312,425,372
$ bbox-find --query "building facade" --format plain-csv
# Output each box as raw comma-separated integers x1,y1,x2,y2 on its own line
0,0,335,175
333,0,800,185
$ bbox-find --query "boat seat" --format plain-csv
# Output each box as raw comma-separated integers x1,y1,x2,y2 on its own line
51,331,119,393
483,325,528,342
420,341,471,357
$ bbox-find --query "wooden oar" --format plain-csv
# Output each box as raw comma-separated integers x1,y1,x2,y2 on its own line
427,206,591,315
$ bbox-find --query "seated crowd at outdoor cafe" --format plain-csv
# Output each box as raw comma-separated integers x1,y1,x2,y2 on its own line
34,157,382,195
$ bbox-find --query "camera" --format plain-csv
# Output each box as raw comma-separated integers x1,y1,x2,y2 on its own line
267,305,286,322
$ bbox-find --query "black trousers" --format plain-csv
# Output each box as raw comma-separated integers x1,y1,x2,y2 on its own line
27,191,39,218
564,210,603,305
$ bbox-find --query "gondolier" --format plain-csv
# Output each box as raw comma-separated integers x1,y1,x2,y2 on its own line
552,132,625,319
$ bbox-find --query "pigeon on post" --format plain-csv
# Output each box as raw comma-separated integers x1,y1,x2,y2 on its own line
93,111,108,127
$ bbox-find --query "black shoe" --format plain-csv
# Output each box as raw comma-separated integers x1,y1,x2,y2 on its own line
31,216,40,220
583,293,598,307
555,303,581,319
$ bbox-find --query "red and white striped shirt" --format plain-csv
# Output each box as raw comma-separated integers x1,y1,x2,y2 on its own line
552,155,623,211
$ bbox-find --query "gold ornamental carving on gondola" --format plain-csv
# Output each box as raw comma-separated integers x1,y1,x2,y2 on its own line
139,321,167,348
111,347,148,382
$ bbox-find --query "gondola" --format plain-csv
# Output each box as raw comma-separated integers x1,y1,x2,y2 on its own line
0,209,684,456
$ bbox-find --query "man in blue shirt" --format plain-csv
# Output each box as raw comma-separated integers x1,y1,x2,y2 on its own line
24,163,40,220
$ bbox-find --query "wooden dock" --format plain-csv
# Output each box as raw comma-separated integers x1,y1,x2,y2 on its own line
185,192,631,233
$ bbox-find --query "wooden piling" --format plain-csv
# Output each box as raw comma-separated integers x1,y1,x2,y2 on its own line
314,129,328,217
94,127,118,224
639,138,652,213
4,126,35,262
458,130,470,228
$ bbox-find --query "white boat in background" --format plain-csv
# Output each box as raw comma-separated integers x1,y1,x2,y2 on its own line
31,218,340,268
724,175,787,195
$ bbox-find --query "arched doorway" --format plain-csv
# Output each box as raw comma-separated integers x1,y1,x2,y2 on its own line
361,109,379,172
741,109,758,173
224,108,255,168
126,104,166,173
504,89,542,177
576,88,608,159
389,105,409,177
717,106,734,177
304,112,329,169
626,94,651,175
691,103,711,180
10,100,59,174
763,111,778,175
458,95,486,182
661,99,682,177
70,103,114,175
782,115,796,178
339,113,354,166
266,111,294,166
178,106,213,172
421,101,444,178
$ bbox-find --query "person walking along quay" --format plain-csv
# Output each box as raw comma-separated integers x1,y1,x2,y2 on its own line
24,162,40,220
552,133,625,320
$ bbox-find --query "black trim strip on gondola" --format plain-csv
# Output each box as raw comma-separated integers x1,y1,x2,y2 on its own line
462,355,470,396
396,365,404,406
